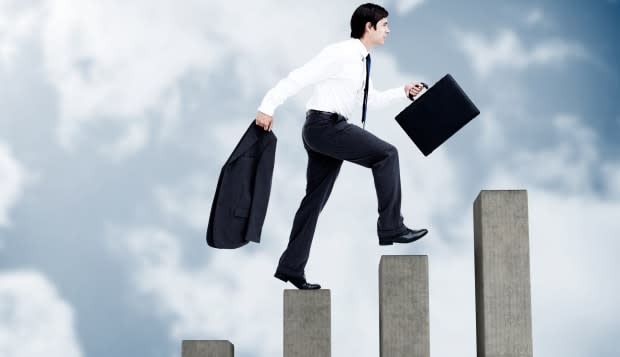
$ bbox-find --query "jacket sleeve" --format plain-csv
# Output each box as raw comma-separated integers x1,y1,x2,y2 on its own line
245,134,277,243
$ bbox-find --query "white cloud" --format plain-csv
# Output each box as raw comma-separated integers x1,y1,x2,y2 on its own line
29,0,366,153
464,185,620,357
0,271,83,357
455,28,590,77
527,189,620,356
115,220,477,357
6,0,427,157
0,0,42,69
528,116,593,185
97,120,149,160
485,113,603,195
476,107,509,154
113,227,283,357
153,173,214,231
0,142,27,227
481,112,620,355
41,0,216,150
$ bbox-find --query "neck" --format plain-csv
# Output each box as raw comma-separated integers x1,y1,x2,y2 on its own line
359,37,374,51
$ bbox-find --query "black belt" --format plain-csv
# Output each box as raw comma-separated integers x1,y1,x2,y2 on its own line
306,109,348,122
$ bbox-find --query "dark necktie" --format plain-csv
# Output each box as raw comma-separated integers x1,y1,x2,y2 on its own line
361,53,371,129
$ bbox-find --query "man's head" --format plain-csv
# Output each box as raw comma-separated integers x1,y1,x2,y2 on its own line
350,3,390,47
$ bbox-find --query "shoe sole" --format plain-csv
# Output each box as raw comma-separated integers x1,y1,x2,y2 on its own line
274,272,321,290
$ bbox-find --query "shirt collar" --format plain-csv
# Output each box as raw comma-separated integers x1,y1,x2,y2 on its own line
351,38,369,59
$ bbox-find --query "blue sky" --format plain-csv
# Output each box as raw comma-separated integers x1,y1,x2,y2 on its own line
1,0,619,356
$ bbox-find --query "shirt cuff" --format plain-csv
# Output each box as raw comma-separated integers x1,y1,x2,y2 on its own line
257,101,275,117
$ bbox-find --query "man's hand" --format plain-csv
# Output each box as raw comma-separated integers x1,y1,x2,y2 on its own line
404,82,425,99
256,111,273,131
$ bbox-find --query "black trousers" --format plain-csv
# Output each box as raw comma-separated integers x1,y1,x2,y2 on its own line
276,110,408,277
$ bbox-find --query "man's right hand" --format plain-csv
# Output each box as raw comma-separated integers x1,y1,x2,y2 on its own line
256,111,273,131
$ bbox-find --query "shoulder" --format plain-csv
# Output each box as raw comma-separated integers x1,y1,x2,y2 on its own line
325,39,357,51
318,39,356,54
306,39,358,65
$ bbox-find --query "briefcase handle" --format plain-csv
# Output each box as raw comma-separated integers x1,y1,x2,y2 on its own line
408,82,429,100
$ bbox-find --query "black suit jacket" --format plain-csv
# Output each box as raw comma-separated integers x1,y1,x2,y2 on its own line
206,121,277,248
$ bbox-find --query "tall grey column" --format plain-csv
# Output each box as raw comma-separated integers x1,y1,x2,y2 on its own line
474,190,533,357
283,289,331,357
182,340,234,357
379,255,430,357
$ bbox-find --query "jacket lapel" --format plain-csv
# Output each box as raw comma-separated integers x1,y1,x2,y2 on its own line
227,121,262,164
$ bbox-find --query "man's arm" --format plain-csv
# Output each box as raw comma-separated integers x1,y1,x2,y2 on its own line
256,45,339,131
366,80,425,108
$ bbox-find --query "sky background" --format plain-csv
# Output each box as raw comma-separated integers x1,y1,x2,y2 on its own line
1,0,619,356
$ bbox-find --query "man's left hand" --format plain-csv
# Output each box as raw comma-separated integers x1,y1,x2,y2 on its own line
404,82,425,99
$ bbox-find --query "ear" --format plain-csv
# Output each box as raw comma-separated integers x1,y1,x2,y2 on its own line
365,21,373,32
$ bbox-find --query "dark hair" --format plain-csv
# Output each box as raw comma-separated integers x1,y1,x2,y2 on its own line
350,3,389,39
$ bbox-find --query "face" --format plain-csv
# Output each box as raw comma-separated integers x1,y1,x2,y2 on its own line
367,17,390,46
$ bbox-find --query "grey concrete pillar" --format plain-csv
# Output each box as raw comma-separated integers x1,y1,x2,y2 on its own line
283,289,330,357
474,190,533,357
379,255,430,357
182,340,234,357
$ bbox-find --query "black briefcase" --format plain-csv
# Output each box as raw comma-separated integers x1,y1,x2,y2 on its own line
395,74,480,156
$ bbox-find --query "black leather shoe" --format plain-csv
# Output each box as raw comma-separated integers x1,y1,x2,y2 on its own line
379,228,428,246
274,271,321,290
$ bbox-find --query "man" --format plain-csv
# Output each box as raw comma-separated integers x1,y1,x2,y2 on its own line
256,3,428,289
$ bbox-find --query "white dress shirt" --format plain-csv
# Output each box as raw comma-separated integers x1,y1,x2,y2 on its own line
258,38,406,122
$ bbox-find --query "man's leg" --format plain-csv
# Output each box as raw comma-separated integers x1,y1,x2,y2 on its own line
276,141,343,277
303,116,408,239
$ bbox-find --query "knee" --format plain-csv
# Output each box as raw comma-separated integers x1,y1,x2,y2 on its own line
374,144,398,168
370,144,398,170
385,144,398,159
